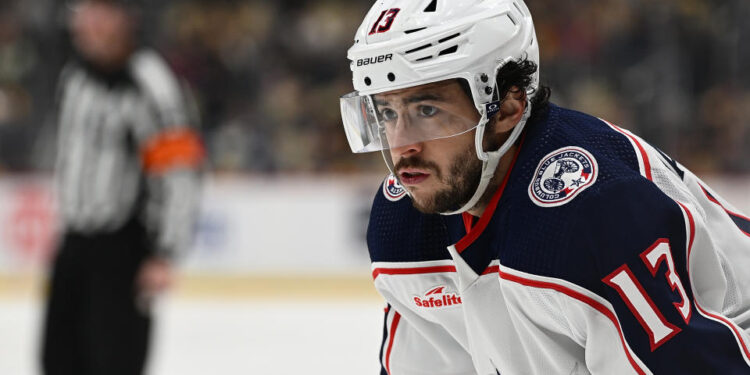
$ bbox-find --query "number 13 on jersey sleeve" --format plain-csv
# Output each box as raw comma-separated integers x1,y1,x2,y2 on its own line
603,239,691,351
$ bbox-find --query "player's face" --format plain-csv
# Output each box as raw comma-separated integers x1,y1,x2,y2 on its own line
375,80,482,213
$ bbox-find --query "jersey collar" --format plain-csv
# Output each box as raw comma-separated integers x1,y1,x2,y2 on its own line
455,134,526,253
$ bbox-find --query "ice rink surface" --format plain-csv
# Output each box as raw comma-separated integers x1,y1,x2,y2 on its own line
1,295,384,374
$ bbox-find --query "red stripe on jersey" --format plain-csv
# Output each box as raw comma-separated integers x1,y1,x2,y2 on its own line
700,185,721,206
676,201,696,259
676,201,750,363
455,136,526,253
700,185,750,238
462,212,474,233
482,265,499,275
372,265,457,279
385,311,401,375
699,184,746,220
695,304,750,361
603,120,652,181
498,270,648,375
373,264,498,279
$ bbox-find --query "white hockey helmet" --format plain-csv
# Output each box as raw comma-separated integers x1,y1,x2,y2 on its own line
340,0,540,214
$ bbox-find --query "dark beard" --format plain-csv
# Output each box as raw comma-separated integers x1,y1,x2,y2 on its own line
403,147,483,214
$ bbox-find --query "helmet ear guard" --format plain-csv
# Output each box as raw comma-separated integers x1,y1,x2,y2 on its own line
443,89,531,215
456,53,537,215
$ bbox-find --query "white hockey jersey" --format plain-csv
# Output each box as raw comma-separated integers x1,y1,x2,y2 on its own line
367,105,750,374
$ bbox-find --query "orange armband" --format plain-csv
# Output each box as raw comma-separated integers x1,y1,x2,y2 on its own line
141,128,204,174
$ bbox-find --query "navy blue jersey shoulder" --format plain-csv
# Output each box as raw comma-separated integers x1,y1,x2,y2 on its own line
492,105,672,288
367,177,452,263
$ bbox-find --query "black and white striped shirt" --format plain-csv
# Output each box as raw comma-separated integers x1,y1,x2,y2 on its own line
55,49,202,257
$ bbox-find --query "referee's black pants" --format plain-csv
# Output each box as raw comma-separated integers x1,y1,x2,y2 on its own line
41,220,152,375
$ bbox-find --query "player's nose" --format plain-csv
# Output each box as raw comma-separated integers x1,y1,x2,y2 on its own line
386,116,423,154
391,140,423,160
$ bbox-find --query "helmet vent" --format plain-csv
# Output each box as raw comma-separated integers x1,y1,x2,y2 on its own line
506,14,517,26
438,33,460,43
424,0,437,12
438,45,458,56
405,33,460,56
406,43,433,54
404,27,427,34
416,56,432,62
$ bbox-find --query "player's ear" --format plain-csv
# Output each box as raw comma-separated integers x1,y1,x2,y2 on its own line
492,87,526,134
483,87,526,150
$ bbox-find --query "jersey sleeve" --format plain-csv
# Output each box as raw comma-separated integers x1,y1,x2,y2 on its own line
499,176,750,374
569,178,750,373
130,50,204,259
680,171,750,330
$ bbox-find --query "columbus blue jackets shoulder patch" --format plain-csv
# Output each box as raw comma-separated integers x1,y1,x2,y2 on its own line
528,146,598,207
383,174,407,201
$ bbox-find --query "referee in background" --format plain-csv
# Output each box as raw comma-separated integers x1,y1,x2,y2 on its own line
41,0,203,374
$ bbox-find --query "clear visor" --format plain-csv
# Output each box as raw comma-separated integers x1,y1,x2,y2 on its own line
340,79,482,153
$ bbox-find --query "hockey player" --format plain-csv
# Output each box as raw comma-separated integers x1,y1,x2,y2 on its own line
339,1,750,374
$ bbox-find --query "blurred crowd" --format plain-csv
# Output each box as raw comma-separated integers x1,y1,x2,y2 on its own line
0,0,748,175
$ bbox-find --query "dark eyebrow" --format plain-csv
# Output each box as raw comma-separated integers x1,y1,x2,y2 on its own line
374,93,444,107
406,93,442,103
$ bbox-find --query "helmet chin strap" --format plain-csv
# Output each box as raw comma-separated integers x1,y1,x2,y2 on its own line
440,98,531,216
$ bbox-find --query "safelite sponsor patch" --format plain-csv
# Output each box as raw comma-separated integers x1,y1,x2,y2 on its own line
413,286,462,309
